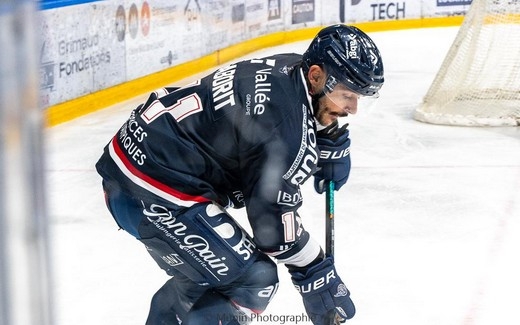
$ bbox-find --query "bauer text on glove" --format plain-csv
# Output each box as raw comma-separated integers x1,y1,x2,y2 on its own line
314,121,351,193
289,256,355,325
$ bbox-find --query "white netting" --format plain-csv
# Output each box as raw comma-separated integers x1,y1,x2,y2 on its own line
415,0,520,126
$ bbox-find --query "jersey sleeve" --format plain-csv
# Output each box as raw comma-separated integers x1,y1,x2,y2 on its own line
238,100,323,266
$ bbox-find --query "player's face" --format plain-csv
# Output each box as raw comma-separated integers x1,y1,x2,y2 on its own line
315,83,358,126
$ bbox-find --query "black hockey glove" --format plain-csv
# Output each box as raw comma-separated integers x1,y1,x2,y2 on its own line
314,121,351,194
290,256,355,325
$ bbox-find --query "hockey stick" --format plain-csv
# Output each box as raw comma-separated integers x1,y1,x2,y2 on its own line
325,180,335,257
324,181,342,325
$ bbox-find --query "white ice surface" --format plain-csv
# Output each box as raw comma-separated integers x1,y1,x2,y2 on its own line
47,27,520,325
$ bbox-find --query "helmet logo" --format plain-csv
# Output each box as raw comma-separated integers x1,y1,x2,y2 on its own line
325,75,338,92
368,48,378,65
346,34,359,60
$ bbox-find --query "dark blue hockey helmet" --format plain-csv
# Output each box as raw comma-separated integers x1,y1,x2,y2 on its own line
302,24,384,97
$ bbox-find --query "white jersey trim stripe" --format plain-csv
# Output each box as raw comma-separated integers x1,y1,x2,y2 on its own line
274,235,321,267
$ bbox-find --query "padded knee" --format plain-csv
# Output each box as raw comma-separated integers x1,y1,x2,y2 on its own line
186,290,249,325
220,253,279,315
146,275,207,325
146,281,182,325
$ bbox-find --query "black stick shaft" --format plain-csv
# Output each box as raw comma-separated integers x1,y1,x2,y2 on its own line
325,181,338,325
325,181,335,256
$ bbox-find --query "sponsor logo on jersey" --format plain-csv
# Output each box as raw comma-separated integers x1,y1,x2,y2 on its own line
142,202,256,282
245,60,275,116
143,203,231,278
279,65,290,75
117,110,148,165
203,204,256,261
161,253,184,267
283,104,318,185
251,67,272,115
277,189,303,207
258,283,280,303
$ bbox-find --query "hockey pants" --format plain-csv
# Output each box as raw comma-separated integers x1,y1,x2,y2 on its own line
103,183,279,324
145,254,278,325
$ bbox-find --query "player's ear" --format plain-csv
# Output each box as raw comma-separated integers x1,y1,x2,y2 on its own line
308,65,325,94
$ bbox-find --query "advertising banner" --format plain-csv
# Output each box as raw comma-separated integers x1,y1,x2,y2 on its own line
344,0,417,23
119,0,200,81
38,0,471,108
423,0,473,17
39,2,126,107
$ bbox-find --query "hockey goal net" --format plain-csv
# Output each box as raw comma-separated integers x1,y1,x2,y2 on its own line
415,0,520,126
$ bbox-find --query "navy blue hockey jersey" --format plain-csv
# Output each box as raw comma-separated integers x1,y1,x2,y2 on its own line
96,54,320,256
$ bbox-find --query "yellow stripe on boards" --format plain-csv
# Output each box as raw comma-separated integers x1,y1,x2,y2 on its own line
45,16,465,127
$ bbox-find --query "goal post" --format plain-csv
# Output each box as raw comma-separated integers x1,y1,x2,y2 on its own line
415,0,520,126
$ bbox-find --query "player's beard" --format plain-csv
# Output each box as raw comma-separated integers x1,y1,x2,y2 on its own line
313,95,341,127
311,94,327,126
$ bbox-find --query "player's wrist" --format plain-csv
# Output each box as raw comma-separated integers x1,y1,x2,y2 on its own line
287,249,325,273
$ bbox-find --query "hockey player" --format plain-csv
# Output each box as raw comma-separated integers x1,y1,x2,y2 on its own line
96,24,384,325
